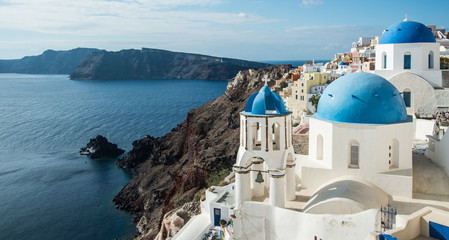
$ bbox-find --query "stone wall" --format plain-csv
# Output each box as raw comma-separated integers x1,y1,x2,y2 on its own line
293,134,309,155
442,70,449,88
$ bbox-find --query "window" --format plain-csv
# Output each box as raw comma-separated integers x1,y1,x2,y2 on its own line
251,122,261,150
316,135,323,160
403,89,411,107
404,52,411,69
390,139,399,169
301,89,304,93
241,119,245,146
382,52,387,69
300,96,304,101
349,141,359,168
272,123,280,150
295,95,298,100
429,51,434,69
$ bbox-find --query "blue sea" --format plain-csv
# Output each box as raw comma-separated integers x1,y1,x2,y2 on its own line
0,74,228,240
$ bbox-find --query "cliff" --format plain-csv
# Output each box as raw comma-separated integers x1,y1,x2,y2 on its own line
70,48,270,80
0,48,99,74
113,65,292,239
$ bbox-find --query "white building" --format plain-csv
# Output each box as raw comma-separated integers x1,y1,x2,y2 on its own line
335,61,349,75
302,72,414,198
374,19,449,117
173,74,449,240
172,20,449,240
302,61,324,73
374,19,442,87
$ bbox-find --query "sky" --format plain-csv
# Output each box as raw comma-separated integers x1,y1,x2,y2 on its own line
0,0,448,61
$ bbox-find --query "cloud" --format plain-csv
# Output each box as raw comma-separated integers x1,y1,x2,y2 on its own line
282,24,383,58
299,0,323,8
0,0,274,36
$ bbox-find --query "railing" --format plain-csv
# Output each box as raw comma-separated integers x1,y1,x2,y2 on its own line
381,203,397,232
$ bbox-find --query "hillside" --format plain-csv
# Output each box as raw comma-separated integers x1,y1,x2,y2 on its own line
70,48,270,80
113,65,292,239
0,48,99,74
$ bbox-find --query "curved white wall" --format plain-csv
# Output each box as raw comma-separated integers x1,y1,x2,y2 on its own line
233,202,379,240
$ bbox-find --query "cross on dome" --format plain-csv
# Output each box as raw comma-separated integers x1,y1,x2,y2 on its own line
404,13,408,21
262,75,270,86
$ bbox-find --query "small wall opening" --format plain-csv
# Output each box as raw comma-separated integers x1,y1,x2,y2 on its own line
349,140,359,168
287,118,291,148
272,122,280,150
251,122,262,150
316,134,323,160
404,52,411,69
382,52,387,69
240,119,246,147
403,88,411,108
429,51,434,69
389,139,399,169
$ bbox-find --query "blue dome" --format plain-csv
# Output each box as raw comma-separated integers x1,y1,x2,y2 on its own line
315,72,409,124
339,62,347,66
379,20,436,44
243,85,288,116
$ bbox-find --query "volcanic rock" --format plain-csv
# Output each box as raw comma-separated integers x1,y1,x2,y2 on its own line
113,65,292,239
80,135,125,159
70,48,270,80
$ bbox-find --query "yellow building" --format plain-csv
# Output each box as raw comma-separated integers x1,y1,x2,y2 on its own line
285,72,329,123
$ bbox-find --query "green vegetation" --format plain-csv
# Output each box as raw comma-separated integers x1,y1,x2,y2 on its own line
280,81,288,89
310,94,321,111
441,56,449,69
193,189,206,202
206,168,232,187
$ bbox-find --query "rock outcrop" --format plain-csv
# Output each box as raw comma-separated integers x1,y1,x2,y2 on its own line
153,202,200,240
432,111,449,137
80,135,125,159
70,48,270,80
0,48,99,74
113,65,292,239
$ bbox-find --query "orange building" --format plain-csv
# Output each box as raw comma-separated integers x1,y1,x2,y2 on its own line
291,66,301,81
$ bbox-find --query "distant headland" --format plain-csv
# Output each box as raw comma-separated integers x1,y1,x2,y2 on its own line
0,47,270,81
0,48,99,74
69,48,270,80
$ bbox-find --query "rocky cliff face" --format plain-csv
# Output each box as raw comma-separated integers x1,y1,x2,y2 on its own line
0,48,99,74
113,65,291,239
70,48,270,80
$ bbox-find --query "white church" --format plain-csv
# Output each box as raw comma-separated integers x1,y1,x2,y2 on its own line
170,19,449,240
374,18,449,117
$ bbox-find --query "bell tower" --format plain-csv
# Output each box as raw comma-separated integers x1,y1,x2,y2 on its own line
234,76,296,208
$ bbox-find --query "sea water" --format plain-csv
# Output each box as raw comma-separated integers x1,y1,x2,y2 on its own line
0,74,227,240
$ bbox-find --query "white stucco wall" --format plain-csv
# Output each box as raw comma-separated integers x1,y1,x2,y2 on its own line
233,201,379,240
414,119,436,140
303,117,413,198
238,114,294,170
426,132,449,177
384,207,449,240
302,176,391,214
389,72,449,116
375,42,442,87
